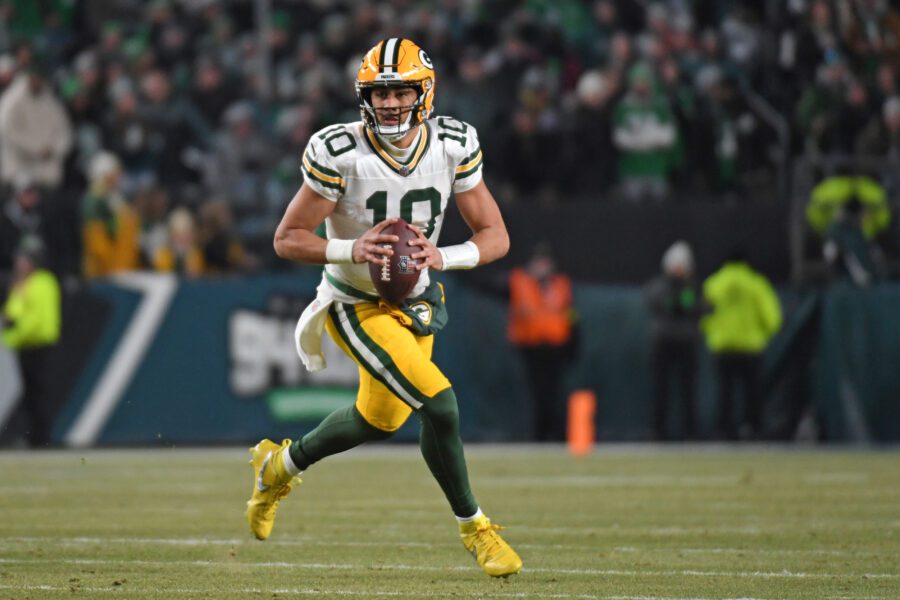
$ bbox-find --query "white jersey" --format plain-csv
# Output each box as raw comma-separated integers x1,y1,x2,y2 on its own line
301,116,483,299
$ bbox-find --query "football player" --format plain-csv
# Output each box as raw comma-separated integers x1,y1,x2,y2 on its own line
245,38,522,578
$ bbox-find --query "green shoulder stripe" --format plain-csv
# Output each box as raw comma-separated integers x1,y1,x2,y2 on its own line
454,158,483,180
304,151,342,178
460,146,481,165
302,165,345,192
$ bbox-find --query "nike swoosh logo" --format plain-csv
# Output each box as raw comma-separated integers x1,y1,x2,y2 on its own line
256,452,273,492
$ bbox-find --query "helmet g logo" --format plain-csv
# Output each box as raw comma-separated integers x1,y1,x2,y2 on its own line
418,49,433,69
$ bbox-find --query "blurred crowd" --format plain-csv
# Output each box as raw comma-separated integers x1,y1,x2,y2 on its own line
0,0,898,280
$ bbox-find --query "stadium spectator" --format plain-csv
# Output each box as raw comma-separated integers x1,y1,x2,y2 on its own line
644,241,704,441
508,244,576,442
0,65,72,191
841,0,900,67
871,62,897,110
658,58,693,169
494,105,561,203
578,0,621,68
204,101,275,242
81,151,140,278
190,55,240,131
440,49,505,141
612,62,678,202
1,236,60,447
806,174,891,241
0,0,892,281
133,184,170,269
151,206,204,277
701,251,782,440
197,199,253,274
795,53,850,155
0,53,16,92
137,69,209,195
0,176,44,277
856,96,900,157
103,80,155,193
562,69,618,195
823,197,885,287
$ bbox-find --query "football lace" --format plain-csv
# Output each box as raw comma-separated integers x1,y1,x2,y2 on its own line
380,245,391,282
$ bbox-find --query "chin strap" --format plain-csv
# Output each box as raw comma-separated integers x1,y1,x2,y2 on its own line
375,109,416,141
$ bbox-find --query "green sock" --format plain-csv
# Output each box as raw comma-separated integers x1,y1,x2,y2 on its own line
418,388,478,517
289,404,391,471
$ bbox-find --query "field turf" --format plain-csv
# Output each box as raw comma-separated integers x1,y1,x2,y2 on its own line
0,445,897,599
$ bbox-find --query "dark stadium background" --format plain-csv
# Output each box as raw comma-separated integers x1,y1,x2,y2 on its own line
1,0,899,446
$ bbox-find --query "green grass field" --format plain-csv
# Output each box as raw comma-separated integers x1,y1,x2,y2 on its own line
0,446,898,599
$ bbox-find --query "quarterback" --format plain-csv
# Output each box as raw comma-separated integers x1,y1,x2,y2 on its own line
245,38,522,578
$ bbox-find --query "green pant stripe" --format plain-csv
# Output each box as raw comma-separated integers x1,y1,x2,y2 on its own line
328,304,399,402
331,303,424,409
341,303,426,406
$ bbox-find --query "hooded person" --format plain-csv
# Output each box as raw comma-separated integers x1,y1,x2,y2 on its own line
644,240,705,440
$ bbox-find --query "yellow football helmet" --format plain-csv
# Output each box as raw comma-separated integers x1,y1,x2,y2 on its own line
356,38,436,139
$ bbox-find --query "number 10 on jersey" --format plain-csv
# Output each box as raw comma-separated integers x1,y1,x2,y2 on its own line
365,187,441,239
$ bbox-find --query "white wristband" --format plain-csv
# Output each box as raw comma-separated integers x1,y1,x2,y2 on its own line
437,241,480,271
325,238,356,264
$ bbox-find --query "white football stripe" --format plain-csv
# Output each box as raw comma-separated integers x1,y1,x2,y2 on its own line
2,536,895,557
1,557,897,579
335,303,422,408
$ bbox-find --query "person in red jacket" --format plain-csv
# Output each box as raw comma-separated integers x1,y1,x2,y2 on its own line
507,244,576,441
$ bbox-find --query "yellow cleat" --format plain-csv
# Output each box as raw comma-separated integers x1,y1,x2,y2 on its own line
245,438,300,540
459,516,523,578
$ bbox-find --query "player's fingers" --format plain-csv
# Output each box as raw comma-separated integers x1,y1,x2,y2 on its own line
372,218,399,233
365,252,389,265
370,243,393,256
372,233,400,244
415,257,435,271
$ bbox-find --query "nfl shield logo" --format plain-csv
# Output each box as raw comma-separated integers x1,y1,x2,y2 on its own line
398,256,411,273
399,166,409,176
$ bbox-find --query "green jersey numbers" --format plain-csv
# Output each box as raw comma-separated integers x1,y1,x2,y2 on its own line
437,117,468,146
365,188,442,239
317,125,357,157
301,118,483,297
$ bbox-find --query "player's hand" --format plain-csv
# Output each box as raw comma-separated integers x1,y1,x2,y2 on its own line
353,218,400,265
407,224,442,271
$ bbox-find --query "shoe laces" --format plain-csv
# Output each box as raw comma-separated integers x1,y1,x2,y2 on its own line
264,477,300,514
474,521,508,556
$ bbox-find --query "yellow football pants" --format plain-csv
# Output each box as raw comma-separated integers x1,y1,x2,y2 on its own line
326,301,451,432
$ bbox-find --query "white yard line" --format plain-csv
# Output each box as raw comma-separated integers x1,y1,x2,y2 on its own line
0,585,802,600
0,586,892,600
2,536,896,558
0,557,897,579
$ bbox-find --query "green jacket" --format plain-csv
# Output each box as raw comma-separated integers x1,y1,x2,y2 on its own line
806,176,890,239
701,262,782,354
612,93,677,179
2,269,61,349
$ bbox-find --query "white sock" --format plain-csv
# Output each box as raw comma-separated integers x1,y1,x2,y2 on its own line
280,445,303,476
455,507,484,523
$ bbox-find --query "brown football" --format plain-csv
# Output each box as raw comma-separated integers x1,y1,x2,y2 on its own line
368,219,422,305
